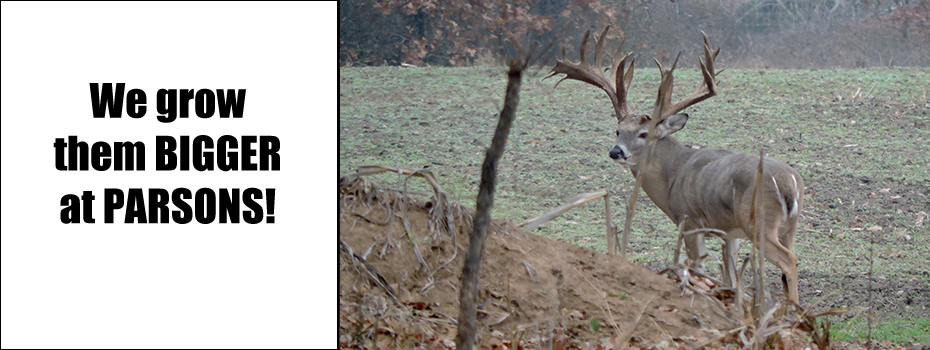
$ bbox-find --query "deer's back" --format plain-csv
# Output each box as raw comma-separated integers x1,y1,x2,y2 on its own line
666,149,803,236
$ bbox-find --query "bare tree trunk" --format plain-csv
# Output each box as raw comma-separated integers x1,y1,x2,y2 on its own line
455,60,524,350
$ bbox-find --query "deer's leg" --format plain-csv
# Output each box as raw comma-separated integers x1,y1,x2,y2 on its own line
763,230,799,304
780,216,798,252
684,228,708,273
721,238,740,288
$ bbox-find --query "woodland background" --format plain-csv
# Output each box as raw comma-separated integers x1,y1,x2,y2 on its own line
339,0,930,69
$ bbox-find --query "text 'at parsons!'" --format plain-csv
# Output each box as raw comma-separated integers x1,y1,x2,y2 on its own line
61,188,276,224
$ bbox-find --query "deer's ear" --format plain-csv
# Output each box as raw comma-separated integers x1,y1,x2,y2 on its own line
657,113,689,137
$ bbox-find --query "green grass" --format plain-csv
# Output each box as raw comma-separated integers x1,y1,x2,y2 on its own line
832,315,930,344
341,65,930,344
340,66,929,253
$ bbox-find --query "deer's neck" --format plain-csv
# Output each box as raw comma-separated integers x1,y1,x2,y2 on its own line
628,136,694,220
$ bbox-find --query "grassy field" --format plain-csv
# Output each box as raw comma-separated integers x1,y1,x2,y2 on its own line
339,65,930,345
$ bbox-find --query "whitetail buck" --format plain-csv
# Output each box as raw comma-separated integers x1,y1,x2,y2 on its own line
547,27,803,304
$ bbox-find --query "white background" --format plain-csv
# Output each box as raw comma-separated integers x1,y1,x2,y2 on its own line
1,2,335,348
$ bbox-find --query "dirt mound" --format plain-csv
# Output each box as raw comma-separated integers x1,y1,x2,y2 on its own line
339,178,748,349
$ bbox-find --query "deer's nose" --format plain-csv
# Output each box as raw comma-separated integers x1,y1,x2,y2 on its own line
609,146,624,160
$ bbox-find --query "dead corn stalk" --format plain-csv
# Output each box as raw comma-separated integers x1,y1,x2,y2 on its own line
750,150,768,325
339,165,471,289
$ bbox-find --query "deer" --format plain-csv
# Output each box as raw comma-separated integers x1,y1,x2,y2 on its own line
547,26,804,304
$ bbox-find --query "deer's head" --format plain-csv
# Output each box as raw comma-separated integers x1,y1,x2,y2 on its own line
609,113,688,166
547,26,720,168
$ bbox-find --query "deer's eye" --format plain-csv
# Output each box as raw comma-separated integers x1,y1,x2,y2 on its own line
616,130,620,136
638,132,648,139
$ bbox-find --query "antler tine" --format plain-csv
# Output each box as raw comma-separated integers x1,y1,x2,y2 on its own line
652,33,721,122
593,26,609,70
621,55,635,93
578,30,590,66
701,31,721,81
607,41,622,84
547,26,632,122
651,52,681,122
609,37,634,117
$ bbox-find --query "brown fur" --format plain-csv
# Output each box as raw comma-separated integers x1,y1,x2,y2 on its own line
614,116,803,304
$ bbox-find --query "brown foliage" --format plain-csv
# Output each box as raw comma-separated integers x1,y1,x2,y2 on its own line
340,0,929,68
340,0,557,66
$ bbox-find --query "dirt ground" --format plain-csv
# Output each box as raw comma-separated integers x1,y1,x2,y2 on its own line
338,178,842,349
792,173,929,319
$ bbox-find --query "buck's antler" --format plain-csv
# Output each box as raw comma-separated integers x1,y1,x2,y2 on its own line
546,26,635,122
651,31,721,123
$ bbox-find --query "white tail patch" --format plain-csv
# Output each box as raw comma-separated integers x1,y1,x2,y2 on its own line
773,177,788,220
790,174,800,218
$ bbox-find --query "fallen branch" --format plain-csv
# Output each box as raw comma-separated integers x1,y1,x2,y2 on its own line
519,189,608,230
339,238,401,306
